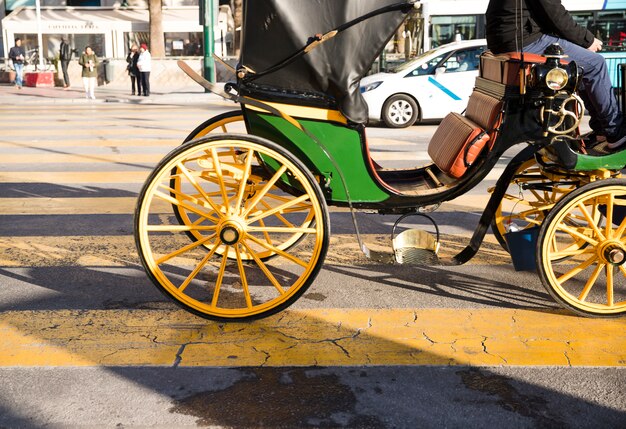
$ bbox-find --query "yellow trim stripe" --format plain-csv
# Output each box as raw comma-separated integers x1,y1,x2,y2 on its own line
246,99,348,125
1,309,624,367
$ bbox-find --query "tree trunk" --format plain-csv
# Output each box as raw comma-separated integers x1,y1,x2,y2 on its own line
149,0,165,58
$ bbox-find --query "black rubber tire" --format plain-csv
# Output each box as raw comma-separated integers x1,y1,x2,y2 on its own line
382,94,419,128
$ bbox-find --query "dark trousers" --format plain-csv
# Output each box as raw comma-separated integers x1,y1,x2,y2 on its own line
61,60,70,86
141,71,150,96
130,74,142,95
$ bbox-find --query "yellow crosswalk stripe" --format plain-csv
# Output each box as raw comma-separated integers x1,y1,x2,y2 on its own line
1,128,186,137
0,171,149,183
0,197,138,214
0,139,181,147
1,308,624,367
1,153,164,163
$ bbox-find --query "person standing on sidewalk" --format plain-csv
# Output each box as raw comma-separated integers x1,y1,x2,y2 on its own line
59,38,72,89
137,43,151,97
78,46,98,100
126,44,141,96
8,38,26,89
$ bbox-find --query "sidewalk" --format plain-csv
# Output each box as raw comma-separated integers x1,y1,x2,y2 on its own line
0,82,231,106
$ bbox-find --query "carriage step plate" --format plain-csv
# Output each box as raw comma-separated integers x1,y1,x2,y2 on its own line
393,229,441,266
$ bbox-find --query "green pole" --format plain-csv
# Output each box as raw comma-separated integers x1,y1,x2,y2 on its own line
202,0,216,84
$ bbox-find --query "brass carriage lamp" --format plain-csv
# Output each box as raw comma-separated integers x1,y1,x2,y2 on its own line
531,43,580,93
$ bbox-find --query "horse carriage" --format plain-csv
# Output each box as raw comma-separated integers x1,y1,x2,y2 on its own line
134,0,626,320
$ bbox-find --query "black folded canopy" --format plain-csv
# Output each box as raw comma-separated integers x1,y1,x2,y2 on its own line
239,0,414,124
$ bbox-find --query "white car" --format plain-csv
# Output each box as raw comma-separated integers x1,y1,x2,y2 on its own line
360,39,487,128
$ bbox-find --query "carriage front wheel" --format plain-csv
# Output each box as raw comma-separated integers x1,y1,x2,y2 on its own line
537,179,626,317
135,134,330,321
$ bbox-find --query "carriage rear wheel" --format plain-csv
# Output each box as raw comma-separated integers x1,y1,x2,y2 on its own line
136,135,329,321
537,179,626,317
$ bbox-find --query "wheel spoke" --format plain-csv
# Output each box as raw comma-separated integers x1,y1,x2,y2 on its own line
578,262,605,302
156,188,221,222
241,241,286,295
247,226,317,234
146,225,218,232
261,201,311,227
179,240,222,292
242,165,288,217
607,265,614,306
177,162,225,219
576,201,605,241
234,149,254,213
155,234,217,264
246,233,310,267
548,246,594,260
605,194,614,239
247,194,311,225
211,250,229,308
556,254,597,283
235,245,253,308
210,148,231,210
257,217,274,247
554,223,599,247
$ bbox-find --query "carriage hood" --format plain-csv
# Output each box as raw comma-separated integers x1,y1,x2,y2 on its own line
239,0,412,124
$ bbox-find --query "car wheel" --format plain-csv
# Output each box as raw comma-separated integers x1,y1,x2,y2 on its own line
382,94,419,128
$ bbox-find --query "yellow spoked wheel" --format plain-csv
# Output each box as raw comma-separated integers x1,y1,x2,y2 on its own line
136,135,330,321
492,158,581,252
173,111,315,259
537,179,626,317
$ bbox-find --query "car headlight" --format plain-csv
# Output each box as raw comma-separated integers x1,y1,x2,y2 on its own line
360,81,382,93
545,68,569,91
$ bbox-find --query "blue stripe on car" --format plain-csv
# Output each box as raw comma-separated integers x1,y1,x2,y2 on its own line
427,77,462,101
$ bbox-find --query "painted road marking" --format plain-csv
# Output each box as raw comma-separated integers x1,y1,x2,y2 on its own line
0,309,624,367
1,153,163,164
0,171,150,183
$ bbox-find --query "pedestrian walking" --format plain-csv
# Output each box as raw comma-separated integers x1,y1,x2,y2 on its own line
8,38,26,89
126,44,141,96
78,46,98,100
59,38,72,89
137,43,151,97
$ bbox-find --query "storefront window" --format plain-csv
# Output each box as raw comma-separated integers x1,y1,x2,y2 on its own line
124,32,150,54
165,32,204,56
13,33,104,59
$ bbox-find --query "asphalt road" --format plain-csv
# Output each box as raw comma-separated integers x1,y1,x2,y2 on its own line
0,86,624,428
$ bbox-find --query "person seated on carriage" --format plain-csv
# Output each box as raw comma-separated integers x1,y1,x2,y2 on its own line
486,0,626,152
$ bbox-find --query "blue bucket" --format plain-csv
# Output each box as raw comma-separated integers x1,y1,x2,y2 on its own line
505,226,540,271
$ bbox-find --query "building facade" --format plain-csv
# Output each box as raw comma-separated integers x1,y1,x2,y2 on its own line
1,0,234,60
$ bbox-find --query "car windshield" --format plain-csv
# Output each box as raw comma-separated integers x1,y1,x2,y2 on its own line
390,48,441,72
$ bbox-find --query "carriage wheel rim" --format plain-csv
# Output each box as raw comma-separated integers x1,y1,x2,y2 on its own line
138,138,327,319
540,185,626,315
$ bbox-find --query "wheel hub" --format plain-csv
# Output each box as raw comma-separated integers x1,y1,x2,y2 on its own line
598,240,626,265
218,219,245,245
